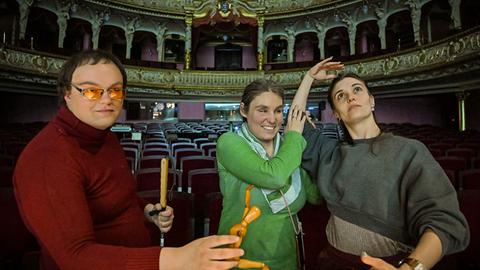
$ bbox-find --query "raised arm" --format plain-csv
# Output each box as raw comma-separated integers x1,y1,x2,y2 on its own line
217,104,308,190
291,57,344,111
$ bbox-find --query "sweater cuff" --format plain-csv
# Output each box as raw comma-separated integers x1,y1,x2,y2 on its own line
126,246,161,270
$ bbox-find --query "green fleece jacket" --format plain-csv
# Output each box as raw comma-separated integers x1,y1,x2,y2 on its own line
302,124,469,255
217,131,321,270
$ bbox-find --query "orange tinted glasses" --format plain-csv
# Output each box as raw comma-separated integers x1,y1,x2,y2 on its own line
70,83,126,101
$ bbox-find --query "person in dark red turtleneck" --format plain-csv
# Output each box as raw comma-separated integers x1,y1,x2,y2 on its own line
13,50,243,270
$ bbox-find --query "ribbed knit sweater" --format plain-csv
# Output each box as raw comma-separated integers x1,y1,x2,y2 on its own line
14,106,160,270
302,124,469,255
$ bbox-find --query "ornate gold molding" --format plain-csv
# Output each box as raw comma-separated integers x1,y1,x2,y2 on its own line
1,28,479,99
95,0,341,18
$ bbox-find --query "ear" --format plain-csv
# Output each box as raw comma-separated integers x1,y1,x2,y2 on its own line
333,111,340,120
239,102,248,119
64,93,71,103
370,95,375,107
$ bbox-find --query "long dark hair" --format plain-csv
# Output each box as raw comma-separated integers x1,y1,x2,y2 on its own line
57,50,127,105
327,73,380,145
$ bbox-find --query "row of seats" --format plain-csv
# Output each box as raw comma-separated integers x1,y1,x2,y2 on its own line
1,121,479,270
137,188,480,270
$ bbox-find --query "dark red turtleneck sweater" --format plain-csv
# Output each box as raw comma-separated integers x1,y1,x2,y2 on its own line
14,106,161,270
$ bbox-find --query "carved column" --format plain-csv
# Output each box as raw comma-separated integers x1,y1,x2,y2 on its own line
257,15,264,70
406,0,422,45
342,15,356,55
448,0,461,30
91,13,103,50
184,14,193,70
375,7,387,50
57,8,70,48
377,18,387,50
156,25,167,62
315,20,326,59
17,0,34,40
285,26,295,62
125,17,138,59
348,25,356,55
456,91,469,132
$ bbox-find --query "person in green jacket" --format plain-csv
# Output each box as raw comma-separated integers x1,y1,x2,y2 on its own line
291,57,469,270
216,79,322,270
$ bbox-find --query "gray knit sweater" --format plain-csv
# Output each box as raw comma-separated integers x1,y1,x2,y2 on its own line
302,124,469,255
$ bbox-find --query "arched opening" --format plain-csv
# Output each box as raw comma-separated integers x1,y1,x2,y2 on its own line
164,35,185,63
64,18,92,54
355,20,380,56
324,27,349,58
266,36,287,63
421,0,453,43
193,22,255,70
294,32,319,62
130,31,157,62
460,0,480,30
99,25,126,61
0,0,19,46
385,10,414,51
25,7,58,53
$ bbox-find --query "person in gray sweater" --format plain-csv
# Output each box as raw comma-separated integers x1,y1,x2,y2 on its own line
291,57,470,270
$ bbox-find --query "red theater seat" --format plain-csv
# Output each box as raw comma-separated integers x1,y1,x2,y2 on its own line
298,203,330,270
0,188,39,269
460,169,480,190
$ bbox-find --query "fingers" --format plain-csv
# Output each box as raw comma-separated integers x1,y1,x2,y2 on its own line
288,105,306,120
208,247,244,261
207,260,240,270
158,205,173,217
290,106,306,123
361,252,394,270
147,204,174,231
144,203,155,213
199,236,244,266
313,57,342,69
204,235,242,248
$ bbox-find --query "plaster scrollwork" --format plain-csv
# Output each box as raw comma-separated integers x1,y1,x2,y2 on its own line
0,48,64,75
31,55,50,74
284,25,295,39
0,46,7,62
128,86,179,96
447,39,466,61
340,16,354,38
264,0,316,12
314,19,326,34
112,0,184,12
1,30,480,96
126,16,140,36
